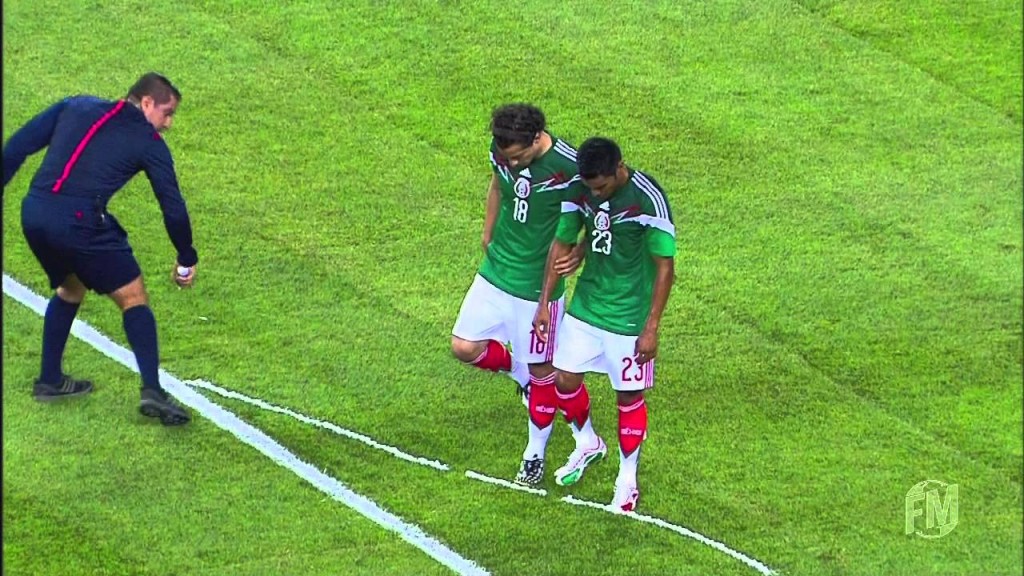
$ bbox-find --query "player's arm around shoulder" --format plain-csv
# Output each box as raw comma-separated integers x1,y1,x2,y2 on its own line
535,210,583,342
552,188,587,276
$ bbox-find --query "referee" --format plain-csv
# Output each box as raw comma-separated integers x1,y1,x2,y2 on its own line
3,73,198,425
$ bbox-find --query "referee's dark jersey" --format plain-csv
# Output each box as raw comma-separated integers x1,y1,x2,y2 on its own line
3,96,197,290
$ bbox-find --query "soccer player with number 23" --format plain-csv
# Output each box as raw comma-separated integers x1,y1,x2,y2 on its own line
534,137,676,512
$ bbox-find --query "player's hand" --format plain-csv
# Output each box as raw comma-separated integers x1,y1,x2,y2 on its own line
634,328,659,365
481,234,492,255
173,262,196,288
553,243,585,277
533,304,552,344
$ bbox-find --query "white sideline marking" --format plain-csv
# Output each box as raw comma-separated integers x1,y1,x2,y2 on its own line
2,274,488,576
186,378,449,471
563,496,776,575
465,470,547,496
192,383,778,576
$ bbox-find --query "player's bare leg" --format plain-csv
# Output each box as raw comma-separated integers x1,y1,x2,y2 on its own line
33,274,93,401
451,336,530,400
110,276,190,425
612,390,646,512
515,362,558,486
553,370,606,486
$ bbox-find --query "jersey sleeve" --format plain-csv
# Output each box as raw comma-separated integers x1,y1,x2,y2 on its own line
646,228,676,257
2,98,69,188
142,137,198,266
555,200,584,243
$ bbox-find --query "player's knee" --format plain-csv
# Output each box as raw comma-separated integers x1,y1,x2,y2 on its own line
56,283,86,304
109,276,149,311
555,371,584,393
617,390,644,406
528,362,555,379
450,337,483,363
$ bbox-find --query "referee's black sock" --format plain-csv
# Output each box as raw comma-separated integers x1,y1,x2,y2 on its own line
39,295,81,385
123,305,161,391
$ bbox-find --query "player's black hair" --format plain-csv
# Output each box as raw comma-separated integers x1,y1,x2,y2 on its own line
577,137,622,179
490,103,546,149
127,72,182,105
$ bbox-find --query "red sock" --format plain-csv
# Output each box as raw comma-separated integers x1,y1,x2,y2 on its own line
470,339,511,372
618,397,647,458
557,382,591,430
528,373,557,428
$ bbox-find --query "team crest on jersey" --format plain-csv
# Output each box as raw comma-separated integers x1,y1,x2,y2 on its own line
594,211,611,231
514,177,531,199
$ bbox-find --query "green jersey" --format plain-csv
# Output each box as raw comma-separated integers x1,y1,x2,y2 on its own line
556,168,676,336
478,136,582,301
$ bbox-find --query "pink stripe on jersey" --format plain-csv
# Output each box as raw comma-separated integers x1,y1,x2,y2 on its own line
52,100,126,193
645,359,655,389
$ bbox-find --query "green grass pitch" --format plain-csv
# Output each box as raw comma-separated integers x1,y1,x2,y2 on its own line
3,1,1021,574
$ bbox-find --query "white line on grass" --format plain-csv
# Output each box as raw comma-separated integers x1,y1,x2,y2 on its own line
186,378,450,471
178,377,778,575
2,273,488,576
465,470,547,496
563,496,777,575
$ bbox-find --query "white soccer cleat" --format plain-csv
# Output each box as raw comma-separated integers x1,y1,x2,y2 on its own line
554,436,607,486
611,480,640,513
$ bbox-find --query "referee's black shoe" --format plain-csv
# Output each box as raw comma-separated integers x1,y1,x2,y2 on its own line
139,388,191,426
33,375,94,402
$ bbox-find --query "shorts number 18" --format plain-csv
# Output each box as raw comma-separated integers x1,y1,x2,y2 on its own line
529,329,546,355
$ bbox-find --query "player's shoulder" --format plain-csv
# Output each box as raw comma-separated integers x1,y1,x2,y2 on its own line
548,135,579,166
629,168,666,193
628,168,672,216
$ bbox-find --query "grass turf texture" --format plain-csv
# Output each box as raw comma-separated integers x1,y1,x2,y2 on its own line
3,0,1021,574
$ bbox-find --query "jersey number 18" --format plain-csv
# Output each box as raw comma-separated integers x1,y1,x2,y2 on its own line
513,197,529,223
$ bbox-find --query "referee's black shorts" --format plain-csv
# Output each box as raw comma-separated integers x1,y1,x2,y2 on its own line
21,194,141,294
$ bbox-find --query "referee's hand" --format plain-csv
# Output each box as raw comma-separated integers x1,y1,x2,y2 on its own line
173,262,196,288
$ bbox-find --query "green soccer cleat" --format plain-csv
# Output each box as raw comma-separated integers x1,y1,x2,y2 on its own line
554,436,607,486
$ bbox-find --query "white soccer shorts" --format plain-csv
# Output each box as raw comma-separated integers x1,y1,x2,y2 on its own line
452,274,565,365
552,314,655,392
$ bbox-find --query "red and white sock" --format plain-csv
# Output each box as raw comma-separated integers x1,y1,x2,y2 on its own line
557,382,598,448
617,397,648,485
469,339,511,372
523,372,557,459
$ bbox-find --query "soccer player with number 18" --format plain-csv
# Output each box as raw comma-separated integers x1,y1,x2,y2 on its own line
451,104,587,486
534,137,676,512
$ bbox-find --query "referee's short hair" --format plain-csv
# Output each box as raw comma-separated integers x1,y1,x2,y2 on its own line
127,73,182,104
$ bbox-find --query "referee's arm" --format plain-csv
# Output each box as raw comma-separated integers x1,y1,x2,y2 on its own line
142,138,198,267
3,99,68,187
